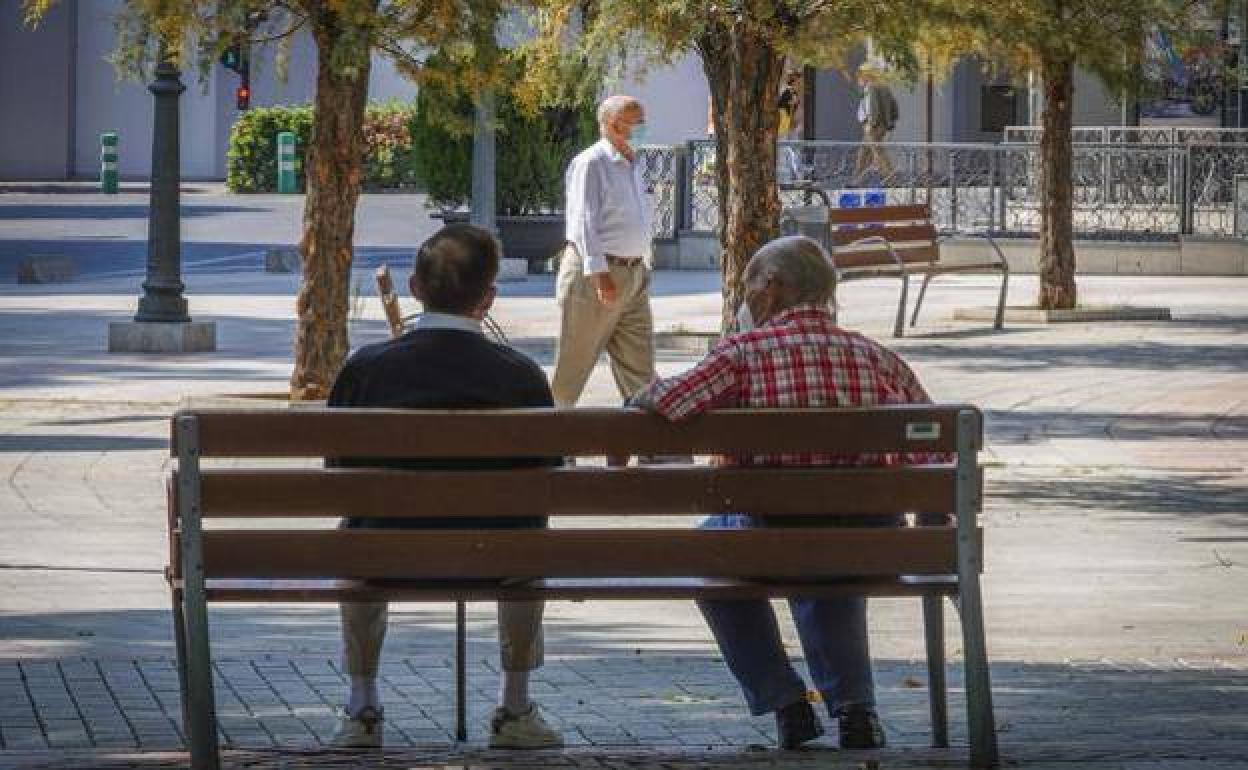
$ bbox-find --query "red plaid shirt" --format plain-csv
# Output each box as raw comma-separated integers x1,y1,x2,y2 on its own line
639,304,936,467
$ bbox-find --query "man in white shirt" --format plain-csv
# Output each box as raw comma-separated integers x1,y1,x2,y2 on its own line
553,95,655,407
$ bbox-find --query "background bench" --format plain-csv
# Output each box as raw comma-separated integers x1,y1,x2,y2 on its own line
782,196,1010,337
166,406,998,769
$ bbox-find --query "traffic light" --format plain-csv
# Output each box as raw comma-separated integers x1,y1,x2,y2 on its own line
236,84,251,111
221,45,243,74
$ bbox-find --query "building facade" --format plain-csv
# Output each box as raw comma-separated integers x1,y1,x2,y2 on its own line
0,0,1164,181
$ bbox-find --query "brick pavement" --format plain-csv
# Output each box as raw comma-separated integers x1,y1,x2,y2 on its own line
2,271,1247,768
2,654,1248,765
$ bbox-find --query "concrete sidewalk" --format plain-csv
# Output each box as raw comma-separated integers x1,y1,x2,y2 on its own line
1,269,1246,768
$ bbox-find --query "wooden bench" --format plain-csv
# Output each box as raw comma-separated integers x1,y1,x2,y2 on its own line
166,406,998,769
782,196,1009,337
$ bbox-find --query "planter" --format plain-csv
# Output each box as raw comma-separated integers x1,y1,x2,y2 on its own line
434,211,566,274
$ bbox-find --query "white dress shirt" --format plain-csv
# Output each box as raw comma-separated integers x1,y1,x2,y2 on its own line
408,311,482,336
564,138,652,275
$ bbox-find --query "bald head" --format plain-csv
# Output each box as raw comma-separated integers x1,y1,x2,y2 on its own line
745,236,837,308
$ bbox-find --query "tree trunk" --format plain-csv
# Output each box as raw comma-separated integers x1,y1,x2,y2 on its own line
696,21,786,331
1038,55,1077,310
289,3,375,400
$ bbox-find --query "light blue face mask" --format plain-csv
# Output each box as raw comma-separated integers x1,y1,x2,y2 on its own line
629,123,649,145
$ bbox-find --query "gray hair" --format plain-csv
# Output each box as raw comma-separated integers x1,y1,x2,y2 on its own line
746,235,837,306
597,95,642,130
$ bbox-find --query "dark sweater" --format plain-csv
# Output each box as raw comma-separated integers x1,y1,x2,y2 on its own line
327,328,557,529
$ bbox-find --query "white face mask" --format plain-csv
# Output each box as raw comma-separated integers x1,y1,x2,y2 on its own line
629,123,648,145
735,300,755,332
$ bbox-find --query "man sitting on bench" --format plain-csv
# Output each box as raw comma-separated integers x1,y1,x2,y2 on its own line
630,235,938,750
327,224,563,750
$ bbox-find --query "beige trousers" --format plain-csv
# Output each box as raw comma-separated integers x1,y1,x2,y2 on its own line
854,124,895,181
551,247,656,407
341,600,544,676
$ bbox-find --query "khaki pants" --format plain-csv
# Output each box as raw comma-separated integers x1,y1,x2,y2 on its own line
854,124,895,181
341,600,544,676
551,247,656,407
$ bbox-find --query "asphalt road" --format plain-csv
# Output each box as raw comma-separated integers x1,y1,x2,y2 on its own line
0,193,441,281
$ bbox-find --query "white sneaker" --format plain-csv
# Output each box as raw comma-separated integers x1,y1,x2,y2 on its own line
330,706,383,749
488,703,564,749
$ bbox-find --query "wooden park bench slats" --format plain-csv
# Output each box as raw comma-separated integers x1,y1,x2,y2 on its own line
828,203,931,224
175,406,968,457
825,204,1009,337
197,528,964,579
168,406,998,769
781,195,1009,338
828,223,939,247
194,466,964,519
181,576,960,602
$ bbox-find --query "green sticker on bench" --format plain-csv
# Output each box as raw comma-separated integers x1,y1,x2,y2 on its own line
906,421,941,441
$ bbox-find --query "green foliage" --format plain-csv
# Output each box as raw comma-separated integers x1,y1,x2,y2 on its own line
227,102,424,193
226,105,313,193
411,80,597,215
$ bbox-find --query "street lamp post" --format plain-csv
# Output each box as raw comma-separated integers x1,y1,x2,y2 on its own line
136,58,189,323
108,54,216,353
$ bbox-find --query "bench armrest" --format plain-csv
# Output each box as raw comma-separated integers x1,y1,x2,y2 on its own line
843,234,908,273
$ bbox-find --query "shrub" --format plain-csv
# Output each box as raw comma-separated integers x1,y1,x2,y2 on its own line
226,105,314,193
410,86,597,215
226,103,422,193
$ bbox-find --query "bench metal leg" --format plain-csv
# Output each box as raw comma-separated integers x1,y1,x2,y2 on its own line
171,589,191,736
455,601,467,742
910,273,935,328
893,272,910,338
993,265,1010,331
958,573,998,767
922,594,949,748
176,416,220,770
183,583,218,769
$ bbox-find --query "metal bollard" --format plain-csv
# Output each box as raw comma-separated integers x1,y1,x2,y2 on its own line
277,132,297,194
100,132,119,194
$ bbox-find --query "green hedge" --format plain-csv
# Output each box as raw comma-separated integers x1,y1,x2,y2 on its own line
226,103,421,193
226,96,596,210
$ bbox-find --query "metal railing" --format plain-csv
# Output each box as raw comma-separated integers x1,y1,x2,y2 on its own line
1004,125,1248,145
640,139,1248,241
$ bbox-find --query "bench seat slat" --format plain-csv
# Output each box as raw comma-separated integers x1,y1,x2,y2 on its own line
195,465,962,518
176,406,976,458
179,576,959,602
200,528,961,579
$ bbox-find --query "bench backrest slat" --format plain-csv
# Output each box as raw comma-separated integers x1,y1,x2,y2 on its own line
200,528,961,579
827,203,930,225
193,465,965,519
829,224,937,247
834,246,939,268
173,406,976,458
824,205,940,271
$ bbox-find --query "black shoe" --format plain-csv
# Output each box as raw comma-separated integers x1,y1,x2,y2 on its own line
775,699,823,749
837,705,886,749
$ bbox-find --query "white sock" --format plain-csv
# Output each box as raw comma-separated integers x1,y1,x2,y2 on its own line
347,676,380,717
500,670,531,715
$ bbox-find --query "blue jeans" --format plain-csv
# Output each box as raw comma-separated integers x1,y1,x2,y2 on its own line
696,514,877,717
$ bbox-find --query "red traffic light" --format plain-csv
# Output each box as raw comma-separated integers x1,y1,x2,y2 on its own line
236,85,251,111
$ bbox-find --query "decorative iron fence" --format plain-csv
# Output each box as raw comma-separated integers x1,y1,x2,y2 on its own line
1004,125,1248,145
643,139,1248,241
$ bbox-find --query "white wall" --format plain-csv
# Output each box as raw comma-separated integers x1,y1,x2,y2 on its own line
615,54,711,145
0,0,73,179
